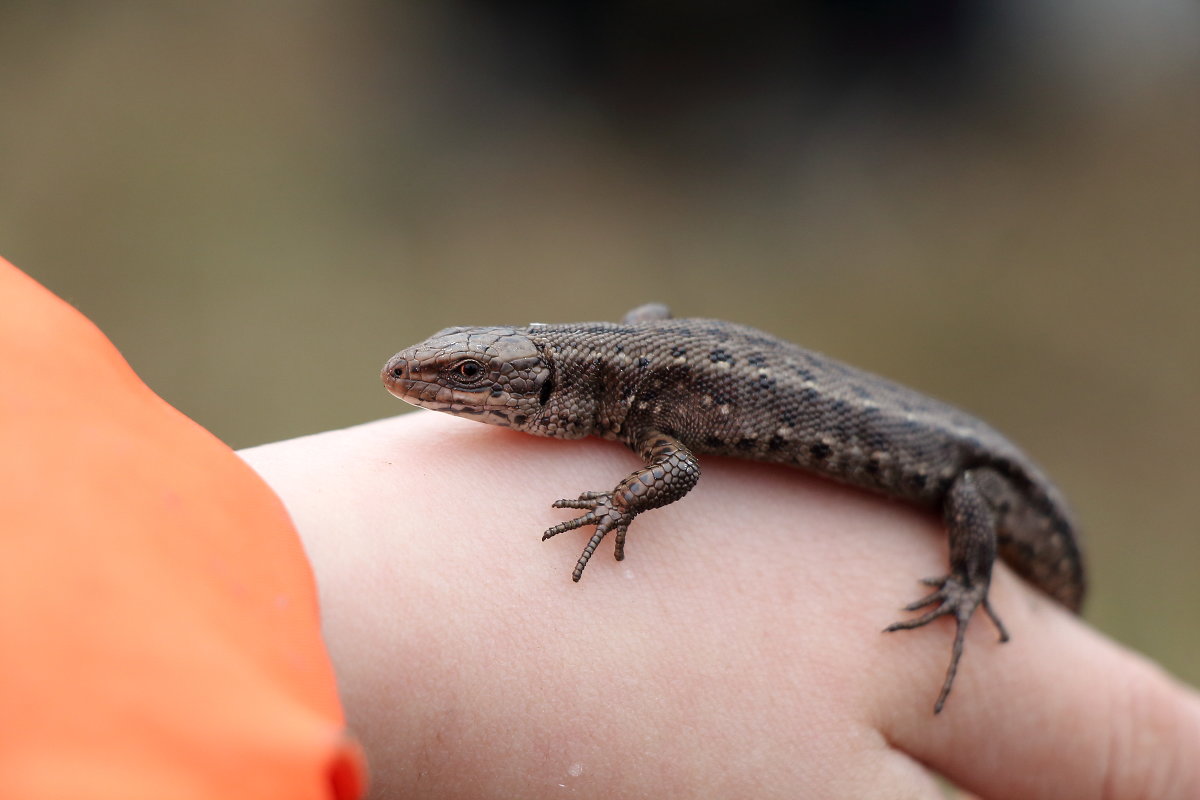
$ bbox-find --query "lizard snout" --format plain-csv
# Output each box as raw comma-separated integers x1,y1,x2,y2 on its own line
380,353,410,395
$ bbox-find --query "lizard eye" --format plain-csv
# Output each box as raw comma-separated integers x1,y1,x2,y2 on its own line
449,359,485,384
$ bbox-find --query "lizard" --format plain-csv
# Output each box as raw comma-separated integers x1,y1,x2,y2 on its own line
381,303,1085,713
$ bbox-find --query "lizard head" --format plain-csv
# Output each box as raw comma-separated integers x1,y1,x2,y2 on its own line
382,326,553,431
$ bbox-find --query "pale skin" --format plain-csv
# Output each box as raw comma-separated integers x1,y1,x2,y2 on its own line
241,412,1200,800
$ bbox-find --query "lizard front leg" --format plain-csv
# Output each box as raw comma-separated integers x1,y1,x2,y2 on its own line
885,468,1011,713
542,431,700,581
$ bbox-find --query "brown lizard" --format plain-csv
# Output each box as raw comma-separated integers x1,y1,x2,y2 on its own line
381,303,1085,712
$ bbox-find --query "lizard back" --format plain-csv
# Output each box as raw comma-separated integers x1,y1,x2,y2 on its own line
526,317,1085,611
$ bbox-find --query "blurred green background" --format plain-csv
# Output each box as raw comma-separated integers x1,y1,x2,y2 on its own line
2,0,1197,691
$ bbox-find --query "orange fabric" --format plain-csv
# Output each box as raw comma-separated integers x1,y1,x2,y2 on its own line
0,258,365,799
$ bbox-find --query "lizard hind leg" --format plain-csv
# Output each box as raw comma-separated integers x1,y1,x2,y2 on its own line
884,469,1009,713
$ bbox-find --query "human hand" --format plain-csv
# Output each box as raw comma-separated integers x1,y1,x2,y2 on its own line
241,412,1200,799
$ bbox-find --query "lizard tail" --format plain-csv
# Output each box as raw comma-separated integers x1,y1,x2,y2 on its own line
990,458,1087,614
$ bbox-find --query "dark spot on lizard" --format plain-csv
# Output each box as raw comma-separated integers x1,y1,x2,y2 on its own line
737,437,756,451
768,434,786,451
747,354,767,367
709,348,734,365
513,414,527,425
865,457,881,475
829,398,854,417
788,364,817,382
704,435,725,448
810,442,832,460
670,345,687,358
637,357,651,369
700,381,734,407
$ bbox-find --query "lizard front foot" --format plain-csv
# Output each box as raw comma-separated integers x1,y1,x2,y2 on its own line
543,492,635,581
884,574,1009,713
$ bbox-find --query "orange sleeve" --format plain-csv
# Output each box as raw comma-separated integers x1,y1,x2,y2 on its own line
0,257,365,799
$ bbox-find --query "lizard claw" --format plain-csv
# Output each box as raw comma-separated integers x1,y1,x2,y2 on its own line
884,574,1009,713
543,492,634,581
550,490,612,510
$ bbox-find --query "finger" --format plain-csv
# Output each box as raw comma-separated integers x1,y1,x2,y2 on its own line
881,567,1200,799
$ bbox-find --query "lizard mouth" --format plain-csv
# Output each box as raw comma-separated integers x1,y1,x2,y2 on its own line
384,377,512,423
380,368,440,407
381,357,492,415
381,344,535,429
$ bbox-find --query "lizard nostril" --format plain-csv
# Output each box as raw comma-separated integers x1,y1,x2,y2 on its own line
382,357,408,384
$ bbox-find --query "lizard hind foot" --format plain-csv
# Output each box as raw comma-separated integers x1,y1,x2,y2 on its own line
883,574,1009,713
544,492,634,581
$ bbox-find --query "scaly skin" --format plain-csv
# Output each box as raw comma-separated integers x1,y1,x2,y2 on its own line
382,304,1085,712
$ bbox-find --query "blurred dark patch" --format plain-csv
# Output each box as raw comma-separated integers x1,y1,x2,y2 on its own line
436,0,1000,151
457,0,994,100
